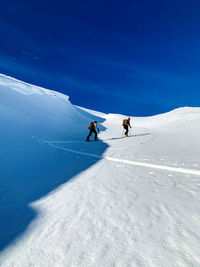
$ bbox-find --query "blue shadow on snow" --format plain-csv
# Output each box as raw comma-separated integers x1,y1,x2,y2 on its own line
0,108,108,253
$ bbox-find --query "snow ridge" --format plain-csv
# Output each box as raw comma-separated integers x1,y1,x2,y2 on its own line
0,73,68,100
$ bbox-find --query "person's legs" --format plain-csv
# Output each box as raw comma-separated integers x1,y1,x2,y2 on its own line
86,129,92,141
93,129,98,140
124,125,128,136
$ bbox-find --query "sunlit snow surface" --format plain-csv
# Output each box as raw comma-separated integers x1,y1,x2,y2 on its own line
0,74,200,266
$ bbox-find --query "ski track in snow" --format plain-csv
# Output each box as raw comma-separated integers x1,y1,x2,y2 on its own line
46,141,200,177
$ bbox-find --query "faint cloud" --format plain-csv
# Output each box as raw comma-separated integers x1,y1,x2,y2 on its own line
33,57,41,61
0,55,45,83
21,50,41,62
87,56,191,83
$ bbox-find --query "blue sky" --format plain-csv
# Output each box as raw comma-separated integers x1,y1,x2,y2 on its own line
0,0,200,115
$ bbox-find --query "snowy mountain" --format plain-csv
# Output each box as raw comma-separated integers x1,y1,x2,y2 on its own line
0,74,200,266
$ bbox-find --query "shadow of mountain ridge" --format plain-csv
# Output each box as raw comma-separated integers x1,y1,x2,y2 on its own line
0,108,108,253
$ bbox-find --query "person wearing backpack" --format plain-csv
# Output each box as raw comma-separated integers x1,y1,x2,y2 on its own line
86,121,100,142
122,117,132,136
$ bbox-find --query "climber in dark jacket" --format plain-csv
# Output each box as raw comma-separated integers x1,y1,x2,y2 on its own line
122,117,132,136
86,121,100,141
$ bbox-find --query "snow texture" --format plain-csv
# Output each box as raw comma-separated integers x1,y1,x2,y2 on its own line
0,74,200,267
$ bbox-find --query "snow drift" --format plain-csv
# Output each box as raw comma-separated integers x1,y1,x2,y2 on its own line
0,73,94,141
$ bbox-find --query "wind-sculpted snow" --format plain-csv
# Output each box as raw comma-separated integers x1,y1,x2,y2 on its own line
0,74,101,141
0,73,68,98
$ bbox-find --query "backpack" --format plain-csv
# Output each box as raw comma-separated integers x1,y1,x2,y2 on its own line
122,119,127,126
88,122,94,129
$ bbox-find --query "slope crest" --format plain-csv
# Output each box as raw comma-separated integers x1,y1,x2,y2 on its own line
0,73,68,100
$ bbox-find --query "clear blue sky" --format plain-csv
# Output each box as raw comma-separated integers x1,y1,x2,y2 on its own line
0,0,200,115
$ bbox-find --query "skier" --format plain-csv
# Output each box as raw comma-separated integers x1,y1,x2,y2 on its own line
86,121,100,142
122,117,132,136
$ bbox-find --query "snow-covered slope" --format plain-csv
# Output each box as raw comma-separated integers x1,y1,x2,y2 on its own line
0,74,107,258
0,74,200,267
0,73,95,141
0,74,66,96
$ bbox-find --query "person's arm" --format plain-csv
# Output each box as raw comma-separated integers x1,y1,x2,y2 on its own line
94,122,100,132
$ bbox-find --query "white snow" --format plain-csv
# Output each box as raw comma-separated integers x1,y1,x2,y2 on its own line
0,74,200,267
0,73,67,98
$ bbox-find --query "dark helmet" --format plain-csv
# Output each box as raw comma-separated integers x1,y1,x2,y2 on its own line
94,121,97,123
